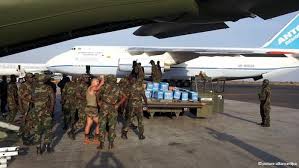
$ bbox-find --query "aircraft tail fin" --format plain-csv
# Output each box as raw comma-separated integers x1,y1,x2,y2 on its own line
263,14,299,49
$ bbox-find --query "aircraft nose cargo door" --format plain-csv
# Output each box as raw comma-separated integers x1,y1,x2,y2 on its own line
118,57,164,75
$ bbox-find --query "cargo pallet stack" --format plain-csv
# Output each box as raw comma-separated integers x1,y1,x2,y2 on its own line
145,82,199,102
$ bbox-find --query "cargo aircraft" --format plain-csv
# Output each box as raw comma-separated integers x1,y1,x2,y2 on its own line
46,14,299,84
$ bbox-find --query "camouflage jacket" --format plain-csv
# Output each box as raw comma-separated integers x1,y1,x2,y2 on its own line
98,83,125,114
63,81,77,105
32,83,55,118
259,86,271,105
76,81,88,105
129,81,144,103
98,83,124,105
137,65,144,80
118,77,130,96
7,82,18,106
151,65,158,76
18,81,33,113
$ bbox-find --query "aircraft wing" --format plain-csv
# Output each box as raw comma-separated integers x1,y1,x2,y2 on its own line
133,22,229,39
126,47,299,66
127,47,299,56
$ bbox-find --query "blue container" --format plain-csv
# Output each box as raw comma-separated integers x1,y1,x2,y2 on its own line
152,82,159,91
189,92,199,101
153,91,164,100
145,90,151,99
164,91,173,100
146,82,153,91
173,90,182,100
159,82,169,91
181,92,188,101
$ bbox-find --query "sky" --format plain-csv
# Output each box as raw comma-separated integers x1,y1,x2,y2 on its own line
0,11,298,81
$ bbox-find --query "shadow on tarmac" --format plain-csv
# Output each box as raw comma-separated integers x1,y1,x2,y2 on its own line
86,151,124,168
219,112,258,124
205,127,288,168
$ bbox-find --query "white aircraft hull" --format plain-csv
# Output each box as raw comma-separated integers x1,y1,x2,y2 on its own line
0,63,47,77
46,47,299,81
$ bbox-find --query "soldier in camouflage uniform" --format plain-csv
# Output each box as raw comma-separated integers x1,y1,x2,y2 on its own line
258,79,271,127
137,63,145,81
62,76,78,139
121,77,147,140
157,61,162,80
118,76,130,116
118,75,137,129
75,74,89,130
7,75,19,123
32,74,55,154
18,73,34,145
131,61,138,78
97,75,126,150
58,75,70,129
150,60,161,82
0,76,8,118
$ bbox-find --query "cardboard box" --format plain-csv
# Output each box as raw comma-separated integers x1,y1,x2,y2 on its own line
164,91,173,100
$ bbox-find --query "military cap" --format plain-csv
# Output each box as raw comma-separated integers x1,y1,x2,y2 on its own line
37,74,47,82
263,79,270,85
25,73,33,78
82,74,90,78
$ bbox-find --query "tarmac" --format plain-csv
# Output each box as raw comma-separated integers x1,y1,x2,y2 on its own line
4,85,299,168
222,84,299,109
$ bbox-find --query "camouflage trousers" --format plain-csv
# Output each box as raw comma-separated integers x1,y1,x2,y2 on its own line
7,104,18,123
62,103,69,127
63,103,77,128
260,102,271,126
75,104,86,129
19,107,36,139
33,116,53,144
99,105,118,143
122,100,144,134
65,103,77,131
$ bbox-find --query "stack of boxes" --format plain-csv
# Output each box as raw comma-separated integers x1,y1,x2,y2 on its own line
145,82,199,102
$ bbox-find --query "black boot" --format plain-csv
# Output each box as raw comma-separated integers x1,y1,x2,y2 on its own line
108,141,114,150
67,131,76,140
96,142,104,150
62,123,68,130
22,136,31,146
45,143,54,153
121,131,128,140
36,145,42,155
139,134,145,140
130,124,137,130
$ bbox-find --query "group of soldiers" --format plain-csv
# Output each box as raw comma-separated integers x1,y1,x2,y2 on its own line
59,70,148,150
0,73,56,153
130,60,162,83
0,60,271,154
0,71,148,153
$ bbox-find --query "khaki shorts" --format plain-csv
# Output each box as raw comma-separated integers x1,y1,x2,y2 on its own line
85,106,99,118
